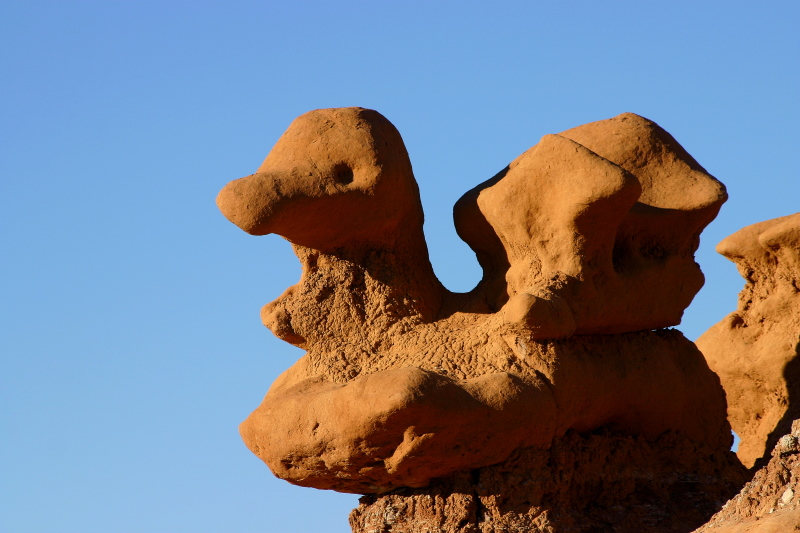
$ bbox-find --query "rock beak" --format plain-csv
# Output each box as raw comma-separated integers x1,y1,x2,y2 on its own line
216,173,283,236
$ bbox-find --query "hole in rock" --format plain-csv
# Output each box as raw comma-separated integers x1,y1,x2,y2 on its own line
334,164,354,185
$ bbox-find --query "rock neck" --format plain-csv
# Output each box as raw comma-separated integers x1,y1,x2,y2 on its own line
262,226,449,354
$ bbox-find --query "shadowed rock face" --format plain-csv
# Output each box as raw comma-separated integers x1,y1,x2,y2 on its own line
217,108,744,531
698,212,800,469
352,430,747,533
694,419,800,533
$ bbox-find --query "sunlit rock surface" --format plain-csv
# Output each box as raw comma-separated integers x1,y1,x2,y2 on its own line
698,213,800,469
218,108,746,531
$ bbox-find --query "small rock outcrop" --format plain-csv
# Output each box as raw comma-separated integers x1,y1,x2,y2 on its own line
697,213,800,469
218,108,746,531
695,419,800,532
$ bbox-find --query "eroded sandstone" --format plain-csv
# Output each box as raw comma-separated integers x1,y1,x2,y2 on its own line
697,213,800,468
218,108,745,530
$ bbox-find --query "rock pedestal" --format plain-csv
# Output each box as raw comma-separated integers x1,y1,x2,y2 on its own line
352,431,746,533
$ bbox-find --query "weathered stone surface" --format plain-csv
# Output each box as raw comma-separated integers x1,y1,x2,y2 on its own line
351,430,746,533
456,112,726,335
694,419,800,533
697,213,800,468
240,330,731,493
217,108,744,529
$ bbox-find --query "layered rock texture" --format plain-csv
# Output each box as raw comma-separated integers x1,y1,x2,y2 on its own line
697,213,800,469
352,430,745,533
695,419,800,533
218,108,747,531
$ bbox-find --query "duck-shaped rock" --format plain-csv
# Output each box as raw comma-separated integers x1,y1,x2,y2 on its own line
218,107,733,494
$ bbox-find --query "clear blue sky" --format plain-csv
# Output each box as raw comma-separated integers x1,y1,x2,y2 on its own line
1,2,797,532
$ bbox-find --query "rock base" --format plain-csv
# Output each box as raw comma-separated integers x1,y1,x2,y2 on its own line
694,419,800,533
350,429,747,533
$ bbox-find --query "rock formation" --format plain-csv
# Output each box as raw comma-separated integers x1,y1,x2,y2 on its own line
217,108,746,530
352,430,746,533
697,213,800,469
694,419,800,532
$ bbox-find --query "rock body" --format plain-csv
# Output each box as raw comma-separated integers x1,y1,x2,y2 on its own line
218,108,745,530
697,213,800,468
694,419,800,532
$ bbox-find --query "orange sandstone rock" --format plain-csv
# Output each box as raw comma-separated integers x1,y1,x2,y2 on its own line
697,213,800,468
240,330,728,493
217,108,738,507
456,112,726,335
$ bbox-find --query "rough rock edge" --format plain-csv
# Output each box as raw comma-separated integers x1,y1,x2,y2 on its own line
350,428,747,533
694,419,800,532
696,212,800,469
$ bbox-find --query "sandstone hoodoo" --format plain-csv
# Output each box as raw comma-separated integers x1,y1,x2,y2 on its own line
697,212,800,470
218,108,746,531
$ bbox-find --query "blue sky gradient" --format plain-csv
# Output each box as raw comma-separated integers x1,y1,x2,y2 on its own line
2,2,798,532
